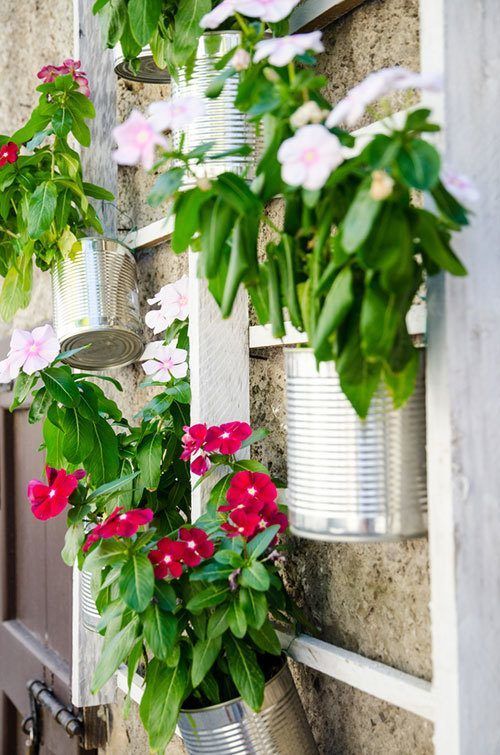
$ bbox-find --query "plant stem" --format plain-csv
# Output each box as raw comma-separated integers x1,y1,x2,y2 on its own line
234,12,251,36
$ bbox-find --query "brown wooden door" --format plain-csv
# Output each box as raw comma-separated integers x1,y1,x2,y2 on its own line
0,392,85,754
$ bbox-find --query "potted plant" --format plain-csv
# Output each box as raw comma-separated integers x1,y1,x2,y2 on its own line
0,61,143,369
111,3,475,540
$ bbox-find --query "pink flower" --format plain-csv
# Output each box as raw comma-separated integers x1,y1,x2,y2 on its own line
28,466,85,521
37,59,91,97
145,276,189,334
148,98,205,132
254,32,324,67
190,453,211,477
37,64,62,83
5,324,60,378
221,471,277,512
235,0,301,22
441,168,479,206
178,527,215,566
200,0,237,29
83,506,154,552
0,354,18,384
278,124,344,191
205,421,252,455
148,537,187,579
112,110,167,170
222,508,262,538
230,49,251,72
0,142,19,167
326,67,442,129
181,424,208,460
141,340,188,382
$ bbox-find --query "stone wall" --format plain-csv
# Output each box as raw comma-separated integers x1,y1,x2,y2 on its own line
0,0,433,753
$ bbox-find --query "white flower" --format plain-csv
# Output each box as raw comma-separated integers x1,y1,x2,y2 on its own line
200,0,237,29
145,276,189,334
441,168,479,205
147,97,205,132
235,0,301,22
141,340,188,383
326,67,443,129
230,48,251,72
370,170,395,201
290,100,329,128
0,355,15,384
254,32,324,67
277,124,345,191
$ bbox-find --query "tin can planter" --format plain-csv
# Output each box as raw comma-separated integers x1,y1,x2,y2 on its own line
51,237,144,370
114,44,170,84
285,349,427,542
178,663,318,754
80,570,100,633
172,31,259,186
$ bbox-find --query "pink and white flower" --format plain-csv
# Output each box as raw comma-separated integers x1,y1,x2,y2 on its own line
112,110,168,170
290,101,329,128
0,324,60,383
441,168,479,206
277,124,344,191
230,48,251,72
141,340,188,382
147,97,205,133
235,0,301,23
145,276,189,334
254,32,324,67
200,0,237,29
326,67,443,129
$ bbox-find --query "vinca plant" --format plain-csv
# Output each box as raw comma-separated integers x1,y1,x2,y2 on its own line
0,61,114,321
112,0,476,417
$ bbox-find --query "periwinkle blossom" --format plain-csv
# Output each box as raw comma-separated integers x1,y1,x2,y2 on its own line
145,276,189,334
235,0,302,23
277,124,345,191
254,32,324,67
147,97,205,133
112,110,167,170
141,340,188,382
230,48,251,72
0,324,60,383
326,67,443,128
441,168,479,206
200,0,237,29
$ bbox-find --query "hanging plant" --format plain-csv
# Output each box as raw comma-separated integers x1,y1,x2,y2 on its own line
112,0,476,417
0,61,114,321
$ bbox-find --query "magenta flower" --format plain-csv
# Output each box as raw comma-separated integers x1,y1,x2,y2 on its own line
278,124,344,191
221,471,277,512
178,527,215,567
205,421,252,455
221,508,262,539
190,452,211,476
0,142,19,168
254,32,324,67
0,325,60,382
37,59,91,97
148,537,187,579
28,466,85,521
141,339,188,382
112,110,168,170
83,506,154,552
181,424,208,460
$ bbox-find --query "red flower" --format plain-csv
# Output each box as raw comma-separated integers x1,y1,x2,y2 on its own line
28,466,85,521
180,424,208,461
221,471,277,512
82,506,154,552
257,501,288,533
190,452,211,476
221,508,261,539
0,142,19,168
205,422,252,455
148,537,187,579
179,527,215,566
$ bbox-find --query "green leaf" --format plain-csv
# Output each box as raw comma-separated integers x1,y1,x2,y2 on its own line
192,636,222,688
129,0,162,46
61,409,94,463
28,181,57,239
172,0,210,66
143,603,177,661
119,552,155,613
214,549,243,567
226,636,265,711
137,429,163,489
139,658,188,753
86,420,119,485
0,251,33,322
190,561,235,583
228,601,247,638
91,617,139,692
396,139,440,190
239,588,267,630
187,585,230,613
148,169,184,207
42,367,81,407
200,197,236,279
336,329,382,418
61,523,85,566
247,526,280,560
155,581,177,612
82,182,115,201
232,459,269,474
172,188,207,253
10,372,38,411
416,210,467,276
385,348,419,409
240,561,270,592
52,108,73,138
83,539,128,573
42,418,65,467
206,603,231,639
215,173,262,216
431,180,469,226
360,280,407,360
87,473,139,505
248,621,281,656
28,387,52,424
313,266,353,357
341,184,382,253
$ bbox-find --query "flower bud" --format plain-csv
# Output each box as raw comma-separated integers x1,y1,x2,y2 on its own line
290,101,329,128
230,48,251,72
197,176,212,192
370,170,395,201
263,67,281,84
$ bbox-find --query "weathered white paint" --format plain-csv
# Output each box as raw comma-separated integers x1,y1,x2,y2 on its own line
291,0,368,32
421,1,500,753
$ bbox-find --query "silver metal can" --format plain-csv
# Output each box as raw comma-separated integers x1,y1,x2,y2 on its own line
285,348,427,542
51,237,144,370
171,31,259,185
80,569,100,633
114,44,170,84
178,663,318,754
